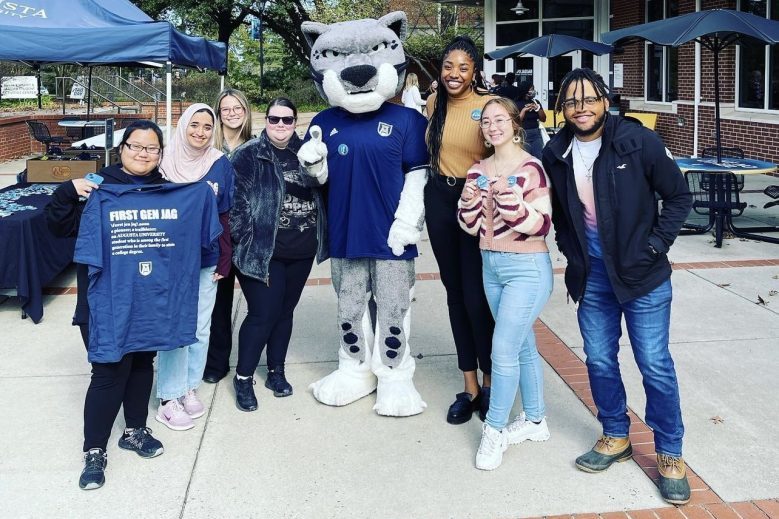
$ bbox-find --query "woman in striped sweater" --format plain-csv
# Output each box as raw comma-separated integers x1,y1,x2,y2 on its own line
457,97,554,471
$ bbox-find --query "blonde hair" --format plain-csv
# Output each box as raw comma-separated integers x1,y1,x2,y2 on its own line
212,88,253,153
404,73,419,90
481,97,525,145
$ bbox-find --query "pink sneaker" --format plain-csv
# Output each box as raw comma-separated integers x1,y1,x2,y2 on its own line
180,389,205,419
155,399,194,431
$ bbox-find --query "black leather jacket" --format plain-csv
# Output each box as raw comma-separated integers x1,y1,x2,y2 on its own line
229,131,328,283
542,114,692,303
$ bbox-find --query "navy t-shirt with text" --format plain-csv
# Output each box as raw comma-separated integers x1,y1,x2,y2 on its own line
74,182,222,363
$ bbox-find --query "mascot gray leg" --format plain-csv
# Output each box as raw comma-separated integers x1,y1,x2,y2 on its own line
309,258,378,406
369,259,427,416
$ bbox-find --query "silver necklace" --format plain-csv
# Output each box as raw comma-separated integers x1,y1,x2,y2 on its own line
574,139,595,182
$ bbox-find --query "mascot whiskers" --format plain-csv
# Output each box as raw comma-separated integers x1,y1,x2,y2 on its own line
297,11,429,416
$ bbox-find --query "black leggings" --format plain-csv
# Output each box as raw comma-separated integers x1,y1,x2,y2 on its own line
204,265,237,379
236,257,314,376
83,351,156,452
424,175,494,374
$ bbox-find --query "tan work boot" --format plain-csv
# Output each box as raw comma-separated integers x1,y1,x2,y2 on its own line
657,454,691,505
575,435,633,473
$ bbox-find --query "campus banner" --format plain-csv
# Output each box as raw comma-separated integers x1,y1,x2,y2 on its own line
0,76,38,99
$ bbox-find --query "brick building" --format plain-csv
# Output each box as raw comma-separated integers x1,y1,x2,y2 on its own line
469,0,779,162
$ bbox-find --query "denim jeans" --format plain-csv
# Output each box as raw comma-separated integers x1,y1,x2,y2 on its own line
482,251,553,430
578,256,684,457
156,267,219,400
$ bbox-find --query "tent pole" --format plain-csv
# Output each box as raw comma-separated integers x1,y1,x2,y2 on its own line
166,62,172,143
86,67,93,121
713,47,721,163
220,75,225,91
35,65,42,109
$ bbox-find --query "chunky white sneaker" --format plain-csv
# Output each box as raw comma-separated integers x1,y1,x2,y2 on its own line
155,399,194,431
475,423,508,471
505,412,550,445
180,389,205,419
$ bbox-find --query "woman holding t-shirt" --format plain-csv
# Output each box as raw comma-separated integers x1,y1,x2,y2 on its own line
229,97,328,412
156,103,235,431
45,120,168,491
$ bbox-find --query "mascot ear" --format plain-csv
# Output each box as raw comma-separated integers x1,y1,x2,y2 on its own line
302,21,330,50
378,11,408,41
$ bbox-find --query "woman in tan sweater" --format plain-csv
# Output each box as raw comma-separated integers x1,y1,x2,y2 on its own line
425,36,498,426
457,98,553,470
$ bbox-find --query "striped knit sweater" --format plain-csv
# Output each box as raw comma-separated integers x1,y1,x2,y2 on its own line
457,157,552,253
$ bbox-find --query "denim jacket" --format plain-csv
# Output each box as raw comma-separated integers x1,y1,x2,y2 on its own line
229,131,328,283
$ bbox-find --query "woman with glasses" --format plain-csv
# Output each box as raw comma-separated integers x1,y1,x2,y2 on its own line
203,88,254,385
425,35,498,426
229,97,328,411
457,98,553,470
45,120,169,490
155,104,235,431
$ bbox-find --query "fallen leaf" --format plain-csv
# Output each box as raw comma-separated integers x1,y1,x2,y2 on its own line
416,353,424,359
710,416,725,424
770,290,778,296
757,295,768,305
772,275,779,280
717,283,731,287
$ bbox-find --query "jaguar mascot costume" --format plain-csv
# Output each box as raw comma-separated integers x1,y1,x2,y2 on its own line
297,11,429,416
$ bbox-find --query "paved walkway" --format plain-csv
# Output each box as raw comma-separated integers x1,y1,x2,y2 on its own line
0,157,778,518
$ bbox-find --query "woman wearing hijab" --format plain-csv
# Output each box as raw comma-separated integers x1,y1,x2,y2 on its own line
155,103,236,431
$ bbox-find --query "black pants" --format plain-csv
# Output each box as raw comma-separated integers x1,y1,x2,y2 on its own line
235,257,314,376
83,351,156,452
424,175,494,374
203,265,237,379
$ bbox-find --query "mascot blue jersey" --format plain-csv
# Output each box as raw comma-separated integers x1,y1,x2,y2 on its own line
308,102,428,260
74,182,222,363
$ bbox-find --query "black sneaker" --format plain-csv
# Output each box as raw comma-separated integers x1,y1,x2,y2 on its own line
118,427,164,458
79,448,107,490
265,368,293,397
233,375,258,411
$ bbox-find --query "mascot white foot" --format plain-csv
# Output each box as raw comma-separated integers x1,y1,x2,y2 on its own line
298,11,430,417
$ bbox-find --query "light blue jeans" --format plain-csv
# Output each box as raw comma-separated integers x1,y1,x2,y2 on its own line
482,251,553,430
156,267,219,400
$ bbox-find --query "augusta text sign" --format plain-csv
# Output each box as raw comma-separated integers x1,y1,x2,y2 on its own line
0,76,38,99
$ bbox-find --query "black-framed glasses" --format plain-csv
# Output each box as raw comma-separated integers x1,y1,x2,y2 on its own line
561,96,603,111
220,105,245,115
124,143,161,155
266,115,296,125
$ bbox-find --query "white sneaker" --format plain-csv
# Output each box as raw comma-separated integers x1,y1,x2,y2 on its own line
155,399,194,431
180,389,205,419
505,412,550,445
475,423,508,471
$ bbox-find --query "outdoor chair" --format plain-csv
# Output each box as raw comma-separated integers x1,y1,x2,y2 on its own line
764,185,779,209
26,120,68,154
685,170,746,219
624,112,657,130
701,146,746,192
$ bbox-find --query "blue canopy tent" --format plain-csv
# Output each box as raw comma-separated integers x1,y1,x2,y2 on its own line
0,0,228,137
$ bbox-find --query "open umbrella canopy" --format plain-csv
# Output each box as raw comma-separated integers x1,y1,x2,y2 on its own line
601,8,779,50
485,34,613,61
602,9,779,162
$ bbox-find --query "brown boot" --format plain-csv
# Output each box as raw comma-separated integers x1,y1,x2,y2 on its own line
575,435,632,473
657,454,691,505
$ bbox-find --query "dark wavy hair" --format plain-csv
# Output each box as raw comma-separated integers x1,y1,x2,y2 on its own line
554,68,610,114
426,35,489,174
119,120,164,157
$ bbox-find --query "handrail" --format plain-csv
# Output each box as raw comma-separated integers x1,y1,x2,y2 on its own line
56,76,141,115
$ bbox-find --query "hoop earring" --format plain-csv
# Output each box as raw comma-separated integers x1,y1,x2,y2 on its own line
484,140,492,148
512,134,522,144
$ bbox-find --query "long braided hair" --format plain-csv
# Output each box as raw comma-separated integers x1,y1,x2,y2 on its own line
426,36,489,175
554,68,610,114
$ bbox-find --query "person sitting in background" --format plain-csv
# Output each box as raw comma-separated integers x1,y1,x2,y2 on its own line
402,73,426,114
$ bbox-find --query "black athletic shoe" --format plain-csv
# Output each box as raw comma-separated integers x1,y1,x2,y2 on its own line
79,448,107,490
265,368,293,397
118,427,164,458
233,375,258,411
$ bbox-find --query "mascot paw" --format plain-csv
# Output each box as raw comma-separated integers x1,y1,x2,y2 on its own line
387,220,421,256
309,368,377,407
373,378,427,417
297,126,328,172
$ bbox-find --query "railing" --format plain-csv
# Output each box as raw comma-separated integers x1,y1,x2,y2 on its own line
55,76,142,115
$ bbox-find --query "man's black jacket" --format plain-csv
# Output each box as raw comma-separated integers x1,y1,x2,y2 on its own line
542,114,692,303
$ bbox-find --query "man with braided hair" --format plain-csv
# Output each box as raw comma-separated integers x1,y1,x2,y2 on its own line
542,68,692,504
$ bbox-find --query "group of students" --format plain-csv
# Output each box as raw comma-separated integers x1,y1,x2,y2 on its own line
50,33,692,506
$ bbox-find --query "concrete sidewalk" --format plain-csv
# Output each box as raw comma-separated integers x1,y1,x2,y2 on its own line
0,158,778,518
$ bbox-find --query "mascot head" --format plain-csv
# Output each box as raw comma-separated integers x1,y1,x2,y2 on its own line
302,11,408,114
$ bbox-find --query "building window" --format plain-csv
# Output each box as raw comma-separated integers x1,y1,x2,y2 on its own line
737,0,778,110
645,0,678,102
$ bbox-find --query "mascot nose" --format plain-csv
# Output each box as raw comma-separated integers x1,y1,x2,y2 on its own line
340,65,377,88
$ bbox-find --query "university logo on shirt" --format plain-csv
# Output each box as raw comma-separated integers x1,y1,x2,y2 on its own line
377,122,393,137
139,261,153,276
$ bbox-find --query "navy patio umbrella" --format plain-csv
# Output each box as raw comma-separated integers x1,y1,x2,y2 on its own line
485,34,614,61
602,9,779,162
